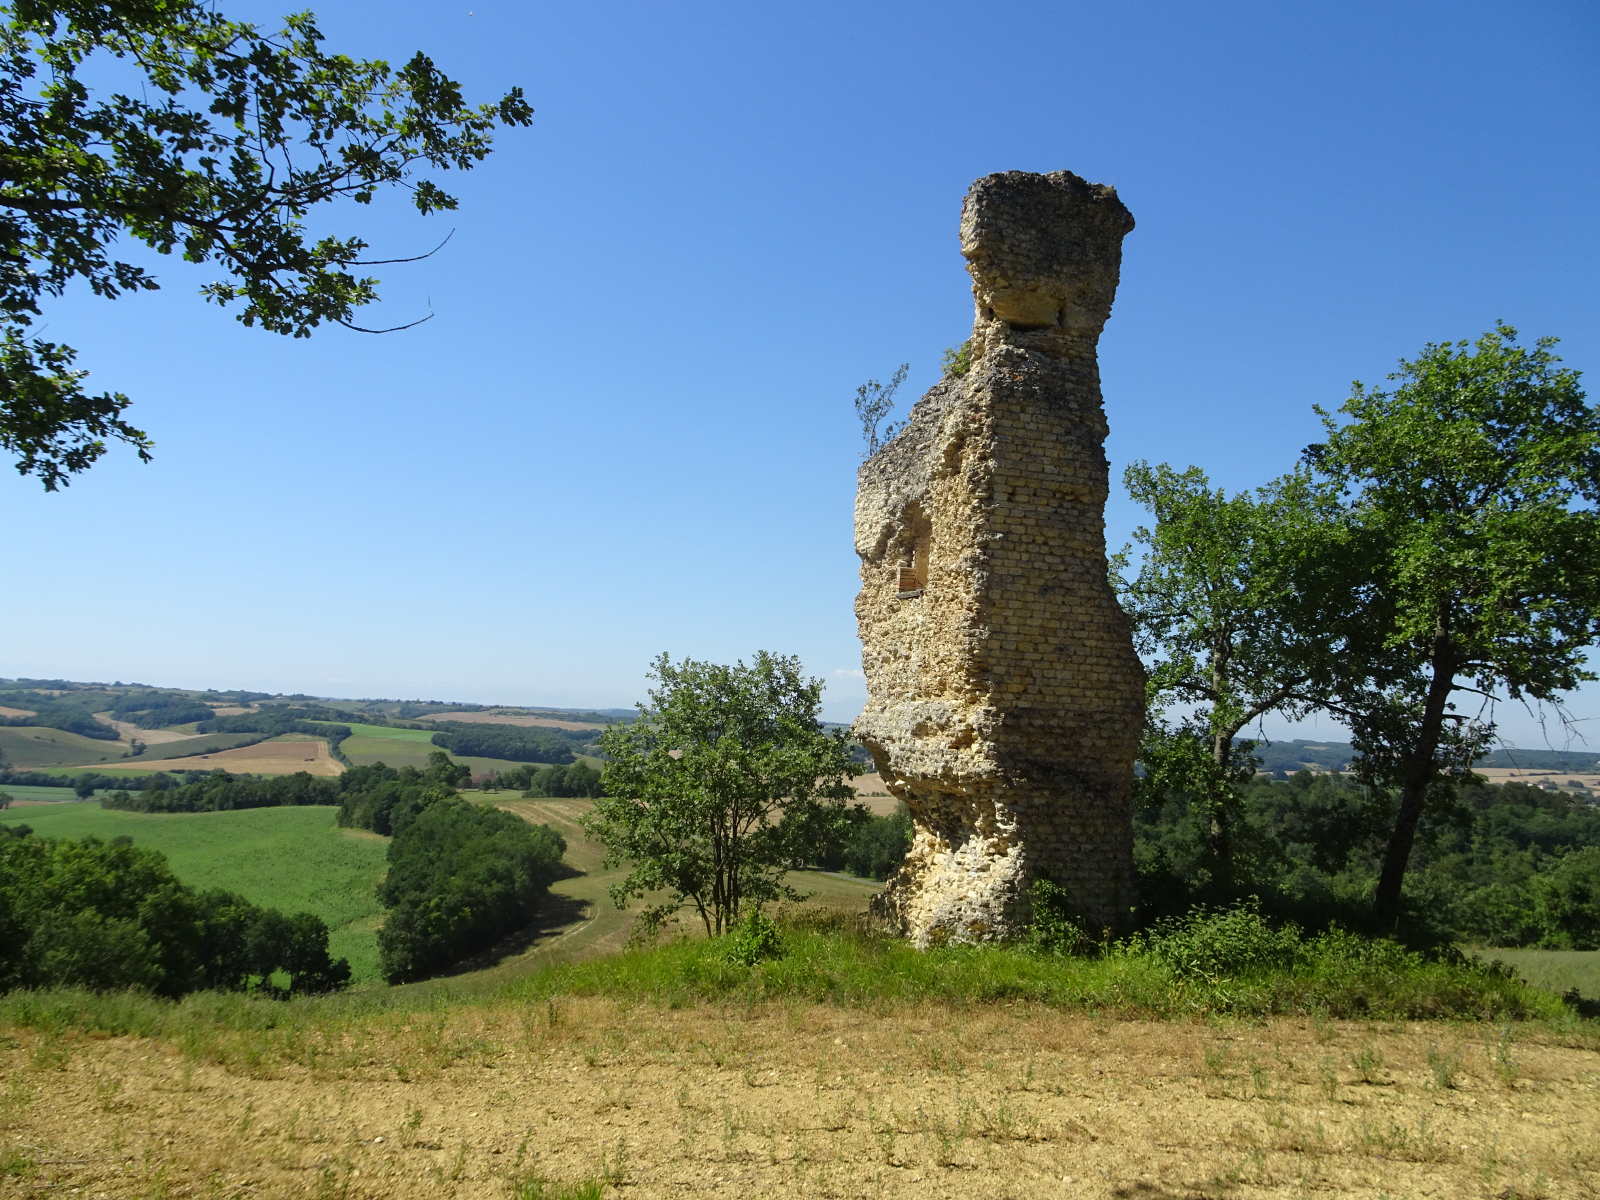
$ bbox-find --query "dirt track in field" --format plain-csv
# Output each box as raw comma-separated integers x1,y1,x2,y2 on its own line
425,710,608,732
3,1003,1597,1199
88,737,344,777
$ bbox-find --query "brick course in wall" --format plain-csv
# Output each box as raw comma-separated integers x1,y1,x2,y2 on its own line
852,170,1145,945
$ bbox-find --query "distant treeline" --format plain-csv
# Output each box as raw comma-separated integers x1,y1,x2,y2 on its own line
427,721,585,764
195,706,354,737
109,693,214,727
103,770,344,812
480,760,605,797
0,825,349,997
1247,739,1600,776
0,768,219,793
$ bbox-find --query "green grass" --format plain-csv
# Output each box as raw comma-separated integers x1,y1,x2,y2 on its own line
0,726,123,768
1478,947,1600,1000
337,725,536,777
0,917,1584,1062
309,720,436,743
0,785,111,803
0,803,389,982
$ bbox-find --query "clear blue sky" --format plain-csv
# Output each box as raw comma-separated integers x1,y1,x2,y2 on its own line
5,0,1597,747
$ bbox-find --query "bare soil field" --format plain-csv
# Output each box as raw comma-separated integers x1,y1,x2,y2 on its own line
3,1002,1596,1199
427,709,608,732
87,737,343,777
0,705,36,718
91,712,196,745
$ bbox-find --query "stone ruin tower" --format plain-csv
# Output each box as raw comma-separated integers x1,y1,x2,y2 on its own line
853,170,1144,946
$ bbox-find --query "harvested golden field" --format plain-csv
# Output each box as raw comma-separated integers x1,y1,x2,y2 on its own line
1475,766,1600,792
207,704,256,717
0,705,35,719
851,772,898,815
89,737,343,777
91,712,196,745
427,709,608,732
3,1001,1596,1199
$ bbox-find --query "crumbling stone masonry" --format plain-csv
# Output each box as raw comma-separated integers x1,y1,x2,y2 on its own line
853,170,1144,945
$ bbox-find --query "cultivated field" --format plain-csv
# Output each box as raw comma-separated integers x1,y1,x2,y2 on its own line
1475,766,1600,793
87,736,343,777
0,704,36,718
0,802,388,980
426,708,608,731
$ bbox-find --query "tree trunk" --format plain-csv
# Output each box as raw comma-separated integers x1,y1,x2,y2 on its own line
1373,643,1458,930
1208,726,1234,894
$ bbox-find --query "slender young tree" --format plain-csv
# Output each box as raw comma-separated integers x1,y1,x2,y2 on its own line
1117,462,1343,889
1307,324,1600,926
582,651,857,936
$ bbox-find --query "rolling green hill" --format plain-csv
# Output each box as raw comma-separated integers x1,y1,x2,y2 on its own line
0,802,389,981
0,726,126,768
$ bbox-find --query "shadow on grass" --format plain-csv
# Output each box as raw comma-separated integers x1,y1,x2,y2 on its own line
426,889,592,980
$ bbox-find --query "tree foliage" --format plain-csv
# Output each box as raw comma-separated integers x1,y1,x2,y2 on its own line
1306,324,1600,924
1117,463,1341,887
376,797,564,983
0,829,349,995
1,0,532,487
583,651,857,936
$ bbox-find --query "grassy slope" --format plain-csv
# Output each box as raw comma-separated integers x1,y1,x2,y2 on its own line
0,725,123,768
0,803,388,982
0,785,112,803
334,722,540,777
1481,946,1600,1000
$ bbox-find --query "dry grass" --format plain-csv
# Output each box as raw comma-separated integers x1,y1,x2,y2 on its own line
426,710,608,732
86,737,344,777
207,705,257,717
2,999,1596,1198
0,705,36,719
90,712,196,745
850,773,898,815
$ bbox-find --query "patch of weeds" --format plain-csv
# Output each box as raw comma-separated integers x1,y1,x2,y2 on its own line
721,910,784,967
0,1149,35,1179
510,1174,604,1200
1426,1044,1462,1090
1351,1044,1388,1085
1491,1025,1520,1087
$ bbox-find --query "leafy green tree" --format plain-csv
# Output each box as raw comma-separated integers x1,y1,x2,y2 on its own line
583,651,857,936
1306,324,1600,926
1,0,532,488
1117,463,1341,890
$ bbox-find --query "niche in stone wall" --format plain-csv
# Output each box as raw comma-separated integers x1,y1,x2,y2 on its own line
896,503,932,598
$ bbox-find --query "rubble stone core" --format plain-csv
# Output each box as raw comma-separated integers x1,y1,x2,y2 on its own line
853,170,1144,946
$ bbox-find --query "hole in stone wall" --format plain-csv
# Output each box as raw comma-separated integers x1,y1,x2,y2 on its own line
1005,320,1054,333
897,503,931,598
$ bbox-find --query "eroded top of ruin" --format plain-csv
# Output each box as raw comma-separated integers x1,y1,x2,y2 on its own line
959,169,1134,357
